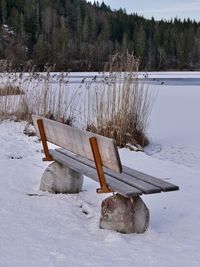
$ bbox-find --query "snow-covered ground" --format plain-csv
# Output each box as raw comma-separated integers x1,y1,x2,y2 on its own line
0,76,200,266
147,84,200,172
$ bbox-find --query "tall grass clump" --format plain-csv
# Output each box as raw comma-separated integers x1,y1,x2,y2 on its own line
86,54,154,148
0,66,82,124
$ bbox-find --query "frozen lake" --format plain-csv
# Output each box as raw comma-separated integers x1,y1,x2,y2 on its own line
140,72,200,86
143,77,200,86
145,75,200,172
5,71,197,85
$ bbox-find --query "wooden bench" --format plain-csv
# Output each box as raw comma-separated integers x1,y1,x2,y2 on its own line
32,115,179,198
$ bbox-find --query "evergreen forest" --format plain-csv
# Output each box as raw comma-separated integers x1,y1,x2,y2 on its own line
0,0,200,71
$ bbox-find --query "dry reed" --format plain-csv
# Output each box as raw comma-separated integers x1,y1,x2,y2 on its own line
86,54,155,148
0,55,155,149
0,67,81,124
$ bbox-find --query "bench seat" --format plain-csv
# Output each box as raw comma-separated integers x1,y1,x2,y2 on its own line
49,148,179,198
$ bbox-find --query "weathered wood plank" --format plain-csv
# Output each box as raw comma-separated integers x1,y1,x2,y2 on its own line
123,166,179,192
49,149,142,198
56,148,162,194
104,169,161,194
57,148,179,193
32,115,122,172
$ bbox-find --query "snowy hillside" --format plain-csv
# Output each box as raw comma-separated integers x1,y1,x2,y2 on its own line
0,79,200,266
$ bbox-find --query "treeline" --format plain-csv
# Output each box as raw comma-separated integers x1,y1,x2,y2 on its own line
0,0,200,71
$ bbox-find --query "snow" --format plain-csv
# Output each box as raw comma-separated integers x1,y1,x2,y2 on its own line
147,84,200,173
0,75,200,266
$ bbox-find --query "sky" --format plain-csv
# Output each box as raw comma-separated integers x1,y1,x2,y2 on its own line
88,0,200,22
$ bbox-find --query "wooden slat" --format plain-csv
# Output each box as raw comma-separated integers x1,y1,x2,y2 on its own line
32,115,122,173
49,149,142,198
56,148,162,194
58,148,179,194
104,169,161,194
123,166,179,192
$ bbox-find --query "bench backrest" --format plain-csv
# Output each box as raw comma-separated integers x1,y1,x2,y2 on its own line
32,115,122,172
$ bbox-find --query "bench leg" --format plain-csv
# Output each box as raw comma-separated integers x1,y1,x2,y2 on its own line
40,162,83,194
37,119,53,161
89,137,113,194
100,194,150,234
